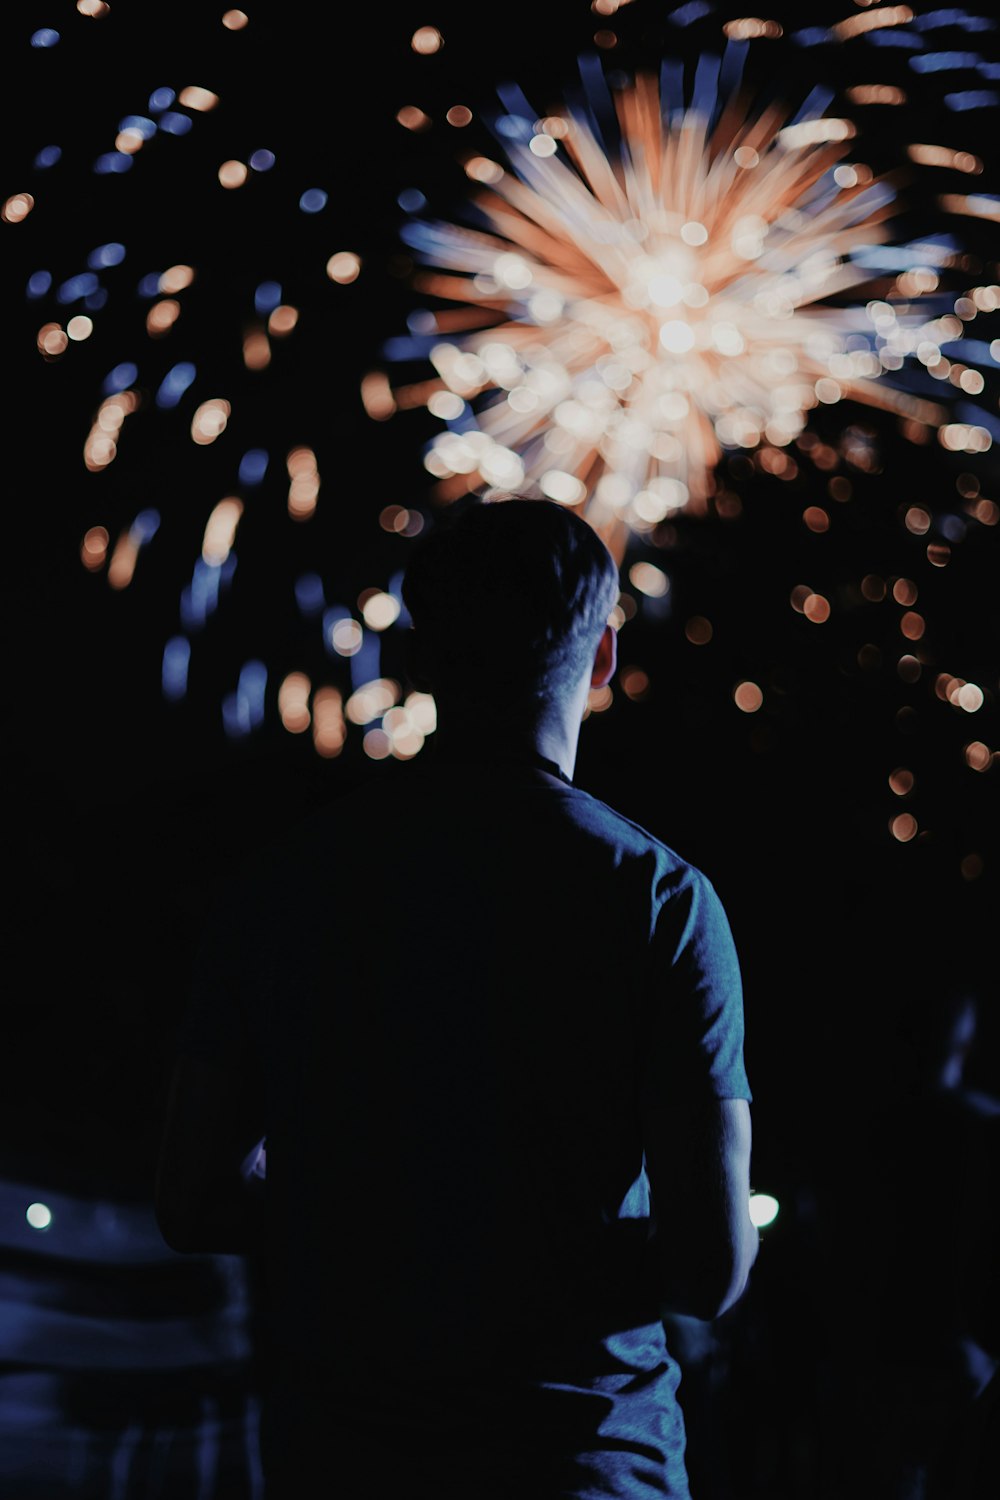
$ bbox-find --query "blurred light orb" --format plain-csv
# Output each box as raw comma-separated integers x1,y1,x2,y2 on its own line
3,193,35,224
734,681,764,713
748,1193,779,1228
327,252,361,284
218,160,248,189
222,9,249,29
411,26,443,54
26,1203,52,1230
299,188,328,213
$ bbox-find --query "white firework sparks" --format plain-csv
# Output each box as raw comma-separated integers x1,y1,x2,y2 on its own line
373,67,984,549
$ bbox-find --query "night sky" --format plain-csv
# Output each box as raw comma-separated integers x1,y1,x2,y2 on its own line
2,2,999,1491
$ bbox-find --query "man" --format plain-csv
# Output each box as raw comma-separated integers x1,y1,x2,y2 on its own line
156,496,758,1498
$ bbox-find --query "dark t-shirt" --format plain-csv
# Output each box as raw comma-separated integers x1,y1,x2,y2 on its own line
181,756,751,1498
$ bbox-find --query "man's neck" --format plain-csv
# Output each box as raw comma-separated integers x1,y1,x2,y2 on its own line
433,713,580,784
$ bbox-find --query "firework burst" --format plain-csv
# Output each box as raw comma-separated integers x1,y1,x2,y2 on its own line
374,59,990,552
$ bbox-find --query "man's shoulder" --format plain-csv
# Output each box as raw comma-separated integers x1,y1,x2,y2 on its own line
563,787,708,891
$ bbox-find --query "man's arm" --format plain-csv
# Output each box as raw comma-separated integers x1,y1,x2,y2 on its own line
643,1095,759,1322
154,1051,265,1256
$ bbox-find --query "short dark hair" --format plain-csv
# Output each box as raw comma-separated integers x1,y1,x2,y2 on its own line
401,497,620,712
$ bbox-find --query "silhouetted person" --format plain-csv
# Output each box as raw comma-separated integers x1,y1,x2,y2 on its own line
155,497,758,1498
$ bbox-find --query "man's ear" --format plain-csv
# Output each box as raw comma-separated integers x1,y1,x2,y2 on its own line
591,623,617,688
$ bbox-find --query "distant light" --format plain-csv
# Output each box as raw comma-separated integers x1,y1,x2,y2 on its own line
803,593,831,624
529,135,558,158
891,813,919,842
93,152,133,175
219,160,248,189
889,768,915,796
327,252,361,284
222,692,248,739
3,193,35,224
88,242,126,269
158,112,193,136
397,187,426,213
238,660,267,730
34,145,62,169
118,115,157,140
847,84,907,106
222,10,249,29
137,272,162,297
249,148,275,172
964,741,992,772
156,361,197,409
103,362,138,394
130,509,160,545
629,562,670,598
148,88,176,112
81,526,110,571
256,282,283,315
734,681,763,713
243,331,270,370
446,105,473,127
268,304,298,335
724,18,783,41
748,1193,779,1228
540,470,585,504
238,448,269,486
31,29,60,47
331,619,363,656
299,188,328,213
313,688,346,758
159,264,195,293
202,497,243,563
668,1,712,24
191,397,231,445
659,320,695,353
680,220,708,246
178,87,219,112
77,1,111,17
397,105,431,132
162,637,191,702
363,727,392,760
146,298,180,335
57,273,99,305
295,574,326,617
361,592,401,631
67,316,94,341
621,667,651,701
411,25,443,53
37,323,68,358
346,678,399,726
26,1203,52,1230
279,673,311,734
26,271,52,299
685,616,712,645
944,91,1000,112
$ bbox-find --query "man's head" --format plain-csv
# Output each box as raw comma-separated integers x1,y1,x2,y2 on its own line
401,497,620,721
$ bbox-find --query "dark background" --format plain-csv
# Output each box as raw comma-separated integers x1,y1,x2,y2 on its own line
2,2,998,1495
